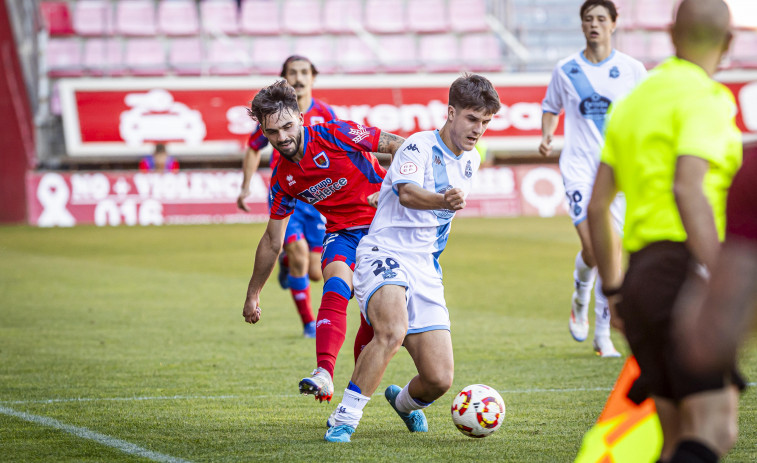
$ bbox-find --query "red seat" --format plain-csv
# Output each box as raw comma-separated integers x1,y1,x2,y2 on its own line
250,37,291,74
39,2,75,36
376,34,419,73
169,38,204,75
419,33,460,73
618,31,647,64
207,37,252,75
448,0,488,33
731,31,757,69
336,36,378,74
323,0,363,34
408,0,449,34
201,0,240,35
46,38,83,77
83,38,126,76
461,33,503,72
633,0,675,30
116,0,157,36
73,0,114,36
291,36,335,73
364,0,407,34
730,0,757,30
240,0,281,35
125,38,167,76
646,31,674,65
282,0,323,35
158,0,200,36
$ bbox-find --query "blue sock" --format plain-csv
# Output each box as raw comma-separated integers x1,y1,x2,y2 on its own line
347,381,361,394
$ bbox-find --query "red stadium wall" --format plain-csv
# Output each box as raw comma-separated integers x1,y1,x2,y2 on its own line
0,2,34,224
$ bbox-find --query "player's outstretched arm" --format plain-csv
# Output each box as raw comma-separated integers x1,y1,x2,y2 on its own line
397,183,466,211
243,217,287,324
377,132,405,160
237,147,262,212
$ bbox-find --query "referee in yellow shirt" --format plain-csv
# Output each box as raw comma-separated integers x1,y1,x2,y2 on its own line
587,1,744,461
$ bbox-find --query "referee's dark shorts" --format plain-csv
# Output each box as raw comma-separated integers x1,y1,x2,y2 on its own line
619,241,746,403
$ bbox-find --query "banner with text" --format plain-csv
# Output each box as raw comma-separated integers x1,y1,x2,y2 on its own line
26,165,568,227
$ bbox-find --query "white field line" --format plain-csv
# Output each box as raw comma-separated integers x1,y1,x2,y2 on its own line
0,405,191,463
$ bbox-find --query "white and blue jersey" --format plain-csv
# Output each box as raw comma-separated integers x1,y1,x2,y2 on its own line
542,49,646,184
359,130,480,258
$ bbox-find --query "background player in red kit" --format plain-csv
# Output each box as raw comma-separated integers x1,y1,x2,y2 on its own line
237,55,335,338
242,80,405,404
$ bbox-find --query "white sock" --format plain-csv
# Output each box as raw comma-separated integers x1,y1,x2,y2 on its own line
333,389,369,428
394,382,430,414
594,275,611,338
574,251,596,303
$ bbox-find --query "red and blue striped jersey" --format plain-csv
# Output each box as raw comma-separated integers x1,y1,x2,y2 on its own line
269,120,386,233
247,98,337,168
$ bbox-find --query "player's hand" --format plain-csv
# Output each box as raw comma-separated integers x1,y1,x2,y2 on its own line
243,297,262,324
237,189,251,212
607,294,624,336
538,135,553,157
367,191,380,208
443,188,466,211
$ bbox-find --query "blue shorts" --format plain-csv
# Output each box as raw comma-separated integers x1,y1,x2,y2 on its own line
285,202,326,252
321,227,370,271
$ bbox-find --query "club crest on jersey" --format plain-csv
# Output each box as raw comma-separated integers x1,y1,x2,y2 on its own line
313,151,330,169
400,162,418,175
465,160,472,178
609,66,620,78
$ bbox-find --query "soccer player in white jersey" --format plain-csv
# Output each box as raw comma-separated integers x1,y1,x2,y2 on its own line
323,75,501,442
539,0,646,357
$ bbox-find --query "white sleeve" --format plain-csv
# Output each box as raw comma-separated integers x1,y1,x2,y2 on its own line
542,66,564,114
389,135,429,195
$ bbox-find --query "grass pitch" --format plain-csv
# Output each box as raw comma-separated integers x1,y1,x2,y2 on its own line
0,217,754,462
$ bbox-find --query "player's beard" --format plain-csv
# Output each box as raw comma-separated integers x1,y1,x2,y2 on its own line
276,131,302,161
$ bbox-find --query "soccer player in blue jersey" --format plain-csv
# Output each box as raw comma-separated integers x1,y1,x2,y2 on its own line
323,74,501,442
539,0,646,357
237,56,335,338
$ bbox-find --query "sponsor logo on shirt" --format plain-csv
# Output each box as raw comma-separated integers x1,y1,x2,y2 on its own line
298,177,348,204
400,162,418,175
313,151,330,169
579,93,611,120
434,185,455,220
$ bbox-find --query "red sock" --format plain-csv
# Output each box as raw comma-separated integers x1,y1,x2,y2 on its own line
291,287,314,325
281,254,289,268
315,292,349,378
354,313,374,362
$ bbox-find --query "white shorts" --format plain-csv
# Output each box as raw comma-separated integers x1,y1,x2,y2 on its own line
563,180,625,235
353,247,450,334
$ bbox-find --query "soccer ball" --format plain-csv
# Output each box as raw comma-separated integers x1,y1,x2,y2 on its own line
450,384,506,438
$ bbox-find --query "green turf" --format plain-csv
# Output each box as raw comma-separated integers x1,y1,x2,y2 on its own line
0,217,754,462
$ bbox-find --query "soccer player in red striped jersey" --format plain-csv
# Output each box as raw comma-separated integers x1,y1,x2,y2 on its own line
242,80,405,404
237,56,337,339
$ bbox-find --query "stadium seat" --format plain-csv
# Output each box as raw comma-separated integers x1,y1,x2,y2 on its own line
115,0,157,36
201,0,240,36
460,33,504,72
419,33,460,73
291,36,336,73
125,38,167,76
250,36,291,74
364,0,407,34
39,2,75,36
240,0,281,35
376,34,419,73
407,0,450,34
73,0,114,36
282,0,323,35
728,0,757,29
336,36,378,74
617,30,647,63
323,0,363,34
207,37,252,75
633,0,675,30
158,0,200,36
45,38,83,77
612,0,635,29
448,0,489,33
168,38,204,75
83,38,125,76
646,31,674,65
731,31,757,69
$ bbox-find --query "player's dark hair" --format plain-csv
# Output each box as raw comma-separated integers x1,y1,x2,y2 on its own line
448,74,501,115
280,55,319,78
580,0,618,22
248,80,300,124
